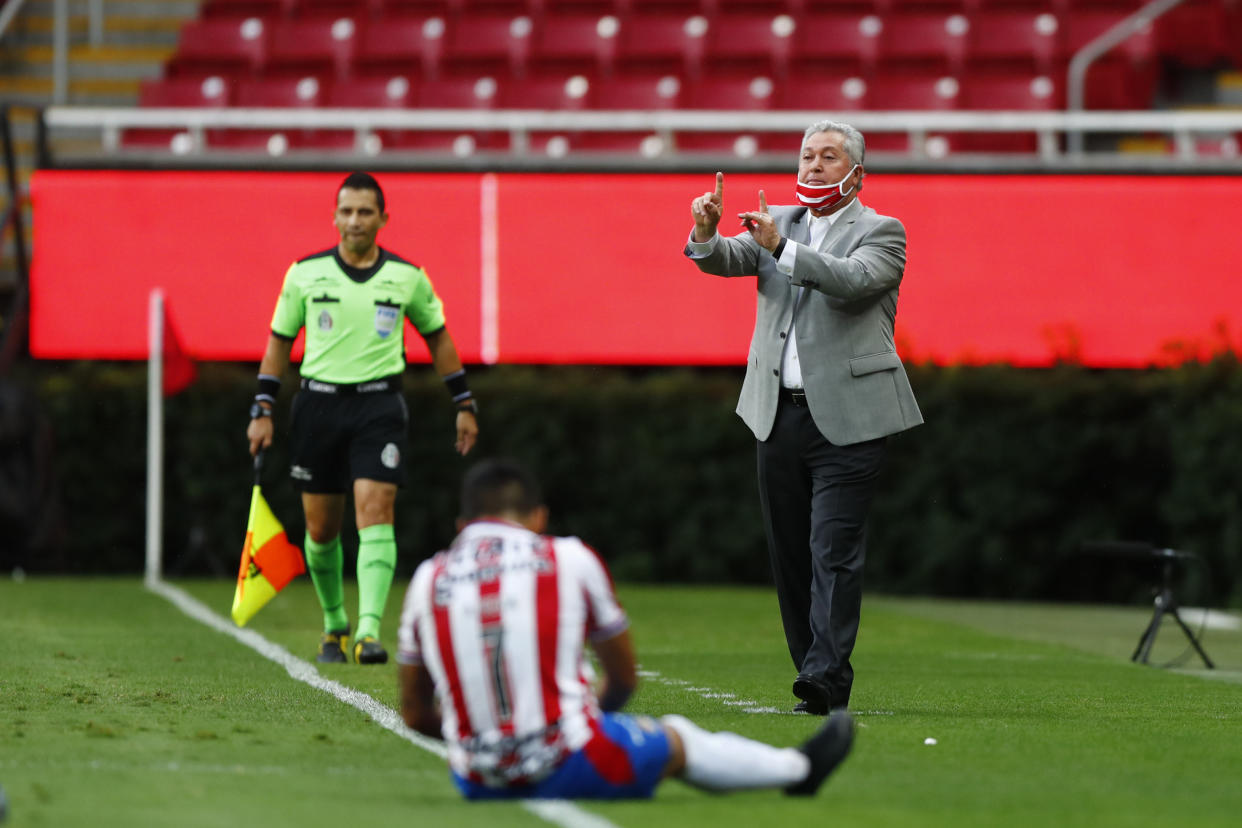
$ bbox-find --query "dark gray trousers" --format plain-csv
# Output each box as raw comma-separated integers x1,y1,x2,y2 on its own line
756,397,887,705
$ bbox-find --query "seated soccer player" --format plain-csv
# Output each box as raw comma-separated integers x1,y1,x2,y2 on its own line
397,458,854,799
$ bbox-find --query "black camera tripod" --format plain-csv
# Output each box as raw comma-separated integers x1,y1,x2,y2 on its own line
1131,547,1214,669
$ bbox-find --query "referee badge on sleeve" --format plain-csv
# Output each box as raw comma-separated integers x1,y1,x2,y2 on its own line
374,303,400,339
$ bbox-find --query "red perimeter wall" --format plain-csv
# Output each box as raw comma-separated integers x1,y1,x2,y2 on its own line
28,169,1242,367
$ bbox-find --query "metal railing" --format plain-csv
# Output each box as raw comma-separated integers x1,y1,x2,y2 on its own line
37,106,1242,172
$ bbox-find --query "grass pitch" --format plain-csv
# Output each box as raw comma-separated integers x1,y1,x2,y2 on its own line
2,577,1240,827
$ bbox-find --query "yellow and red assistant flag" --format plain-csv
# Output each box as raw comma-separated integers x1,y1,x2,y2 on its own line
232,484,304,626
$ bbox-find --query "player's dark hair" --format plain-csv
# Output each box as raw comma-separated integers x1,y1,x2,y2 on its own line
338,171,385,213
461,459,543,520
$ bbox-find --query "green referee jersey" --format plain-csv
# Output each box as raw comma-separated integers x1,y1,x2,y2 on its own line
270,247,447,384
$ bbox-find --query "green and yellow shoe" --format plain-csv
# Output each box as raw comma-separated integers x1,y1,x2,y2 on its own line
316,629,350,664
352,636,389,665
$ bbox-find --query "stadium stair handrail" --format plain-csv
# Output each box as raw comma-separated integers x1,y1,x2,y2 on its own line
1067,0,1187,155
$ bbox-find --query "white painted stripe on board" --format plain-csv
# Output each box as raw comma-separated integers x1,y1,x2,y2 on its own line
480,172,500,365
147,579,620,828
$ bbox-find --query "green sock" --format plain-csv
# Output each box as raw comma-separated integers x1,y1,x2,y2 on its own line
355,524,397,642
305,535,349,634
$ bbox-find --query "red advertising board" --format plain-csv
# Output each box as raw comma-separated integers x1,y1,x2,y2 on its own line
28,169,1242,367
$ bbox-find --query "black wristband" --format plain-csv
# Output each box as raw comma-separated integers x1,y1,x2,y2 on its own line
443,369,472,404
256,374,281,406
772,237,788,259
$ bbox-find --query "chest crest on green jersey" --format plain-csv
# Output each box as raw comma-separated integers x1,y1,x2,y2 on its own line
374,299,401,339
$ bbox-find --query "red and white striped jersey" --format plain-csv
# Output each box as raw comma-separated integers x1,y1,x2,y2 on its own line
397,519,629,786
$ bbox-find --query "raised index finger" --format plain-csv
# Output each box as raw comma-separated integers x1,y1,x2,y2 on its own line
758,189,768,213
714,171,724,200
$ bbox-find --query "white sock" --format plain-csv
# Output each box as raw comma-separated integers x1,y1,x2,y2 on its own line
661,714,811,792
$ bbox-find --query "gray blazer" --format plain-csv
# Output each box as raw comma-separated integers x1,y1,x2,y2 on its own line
686,197,923,445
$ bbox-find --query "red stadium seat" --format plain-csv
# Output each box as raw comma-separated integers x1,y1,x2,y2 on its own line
528,13,619,76
167,17,270,78
712,0,800,13
267,17,357,79
542,0,617,13
440,13,533,77
1057,8,1157,110
126,76,233,150
1153,0,1241,68
673,130,767,157
212,76,345,152
292,0,386,19
138,75,232,107
961,72,1061,109
626,0,702,13
591,73,684,109
502,73,594,108
956,73,1063,153
799,0,882,10
376,128,511,153
232,74,327,106
1078,59,1157,109
1060,9,1154,62
377,0,457,14
788,13,883,76
701,12,796,77
614,13,708,77
685,74,776,110
560,131,673,156
967,10,1062,74
417,73,503,107
352,14,446,77
325,70,503,154
867,71,961,109
879,11,971,73
323,74,417,107
198,0,294,19
776,75,869,111
884,0,968,8
456,0,530,13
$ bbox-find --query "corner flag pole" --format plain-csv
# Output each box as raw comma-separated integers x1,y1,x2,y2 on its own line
146,288,165,586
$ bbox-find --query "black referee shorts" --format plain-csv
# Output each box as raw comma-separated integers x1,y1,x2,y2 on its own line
287,389,409,494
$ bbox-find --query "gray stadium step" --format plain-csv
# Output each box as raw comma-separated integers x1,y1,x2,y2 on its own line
4,44,175,80
7,15,187,48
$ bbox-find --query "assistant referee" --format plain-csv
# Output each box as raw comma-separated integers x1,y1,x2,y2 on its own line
247,171,478,665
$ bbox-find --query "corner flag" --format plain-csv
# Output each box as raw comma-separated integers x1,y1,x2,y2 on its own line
233,455,304,626
162,302,196,396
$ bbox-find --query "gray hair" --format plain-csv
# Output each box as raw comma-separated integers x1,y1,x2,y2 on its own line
801,120,865,167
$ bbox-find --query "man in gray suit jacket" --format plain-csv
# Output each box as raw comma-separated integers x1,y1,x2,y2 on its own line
684,120,922,714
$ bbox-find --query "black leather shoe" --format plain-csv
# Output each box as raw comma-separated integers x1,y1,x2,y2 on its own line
793,673,832,705
793,699,829,715
785,711,855,796
794,673,849,711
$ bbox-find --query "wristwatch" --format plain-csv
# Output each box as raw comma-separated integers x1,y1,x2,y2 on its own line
456,399,478,415
249,402,272,420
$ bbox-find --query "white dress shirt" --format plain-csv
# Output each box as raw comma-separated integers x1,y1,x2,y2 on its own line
776,209,841,389
685,207,845,390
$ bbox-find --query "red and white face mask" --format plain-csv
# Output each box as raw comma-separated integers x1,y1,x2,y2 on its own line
795,165,859,210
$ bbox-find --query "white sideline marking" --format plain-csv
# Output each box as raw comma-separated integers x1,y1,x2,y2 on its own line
147,579,620,828
636,669,893,717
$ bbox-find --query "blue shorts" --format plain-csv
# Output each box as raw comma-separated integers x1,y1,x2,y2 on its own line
452,713,671,800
